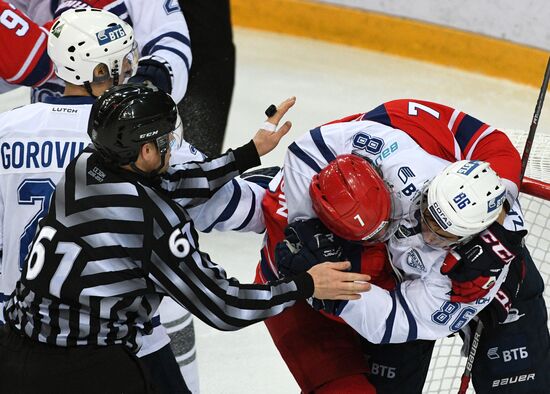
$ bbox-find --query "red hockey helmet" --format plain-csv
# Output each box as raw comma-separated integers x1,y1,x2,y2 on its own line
310,154,393,242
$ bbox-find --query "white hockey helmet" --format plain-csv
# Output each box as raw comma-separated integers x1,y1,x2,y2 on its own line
48,8,138,85
421,160,506,239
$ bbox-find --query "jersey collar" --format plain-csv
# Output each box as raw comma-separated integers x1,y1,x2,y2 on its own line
43,96,96,105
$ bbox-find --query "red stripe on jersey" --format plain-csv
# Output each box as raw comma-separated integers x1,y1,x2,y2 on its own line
462,123,491,157
0,3,53,86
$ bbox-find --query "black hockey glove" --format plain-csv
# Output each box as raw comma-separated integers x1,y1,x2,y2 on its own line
128,58,173,95
310,298,341,315
441,222,527,303
477,255,526,328
240,166,280,189
275,219,343,277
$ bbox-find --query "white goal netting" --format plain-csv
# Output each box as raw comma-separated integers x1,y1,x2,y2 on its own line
424,130,550,393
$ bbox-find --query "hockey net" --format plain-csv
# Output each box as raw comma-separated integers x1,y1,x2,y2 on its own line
424,130,550,393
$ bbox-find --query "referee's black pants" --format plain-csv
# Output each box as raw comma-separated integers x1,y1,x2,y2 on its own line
0,325,154,394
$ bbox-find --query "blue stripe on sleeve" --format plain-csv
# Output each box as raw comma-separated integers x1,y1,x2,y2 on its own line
361,104,393,128
310,127,336,163
142,32,191,57
381,290,397,344
203,180,241,233
104,2,133,25
20,50,52,87
396,285,418,341
288,143,322,173
107,3,128,18
233,185,257,231
148,45,190,71
455,114,484,151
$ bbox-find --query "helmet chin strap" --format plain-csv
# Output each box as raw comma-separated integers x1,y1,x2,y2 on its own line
149,152,167,177
84,81,97,99
85,71,120,99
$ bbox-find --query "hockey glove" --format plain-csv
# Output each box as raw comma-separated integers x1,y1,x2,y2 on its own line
275,219,343,277
441,222,527,303
310,298,341,315
128,58,173,95
477,255,526,328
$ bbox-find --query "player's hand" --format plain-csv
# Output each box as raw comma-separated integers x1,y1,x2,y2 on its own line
252,97,295,156
441,222,526,303
477,256,526,328
128,59,172,94
276,219,343,277
308,261,371,300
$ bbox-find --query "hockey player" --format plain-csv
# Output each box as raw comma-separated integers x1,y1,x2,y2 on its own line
0,83,371,394
0,2,54,90
0,8,285,393
1,5,209,387
255,169,385,393
4,0,191,104
259,100,549,393
0,8,189,392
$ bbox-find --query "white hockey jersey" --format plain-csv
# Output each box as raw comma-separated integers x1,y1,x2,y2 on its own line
0,96,265,324
0,96,92,309
283,120,525,344
8,0,191,103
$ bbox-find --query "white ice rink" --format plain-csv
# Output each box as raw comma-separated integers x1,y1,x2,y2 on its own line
2,27,549,393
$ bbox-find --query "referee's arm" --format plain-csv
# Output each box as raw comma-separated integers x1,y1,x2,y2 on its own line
148,219,314,330
161,140,260,207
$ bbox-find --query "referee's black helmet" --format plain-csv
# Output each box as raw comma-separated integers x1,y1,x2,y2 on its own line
88,83,180,166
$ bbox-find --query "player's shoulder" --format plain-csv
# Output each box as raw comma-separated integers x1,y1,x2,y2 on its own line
0,101,91,136
0,103,48,131
351,119,424,149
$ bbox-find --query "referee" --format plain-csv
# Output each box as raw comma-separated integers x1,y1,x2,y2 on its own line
0,84,370,394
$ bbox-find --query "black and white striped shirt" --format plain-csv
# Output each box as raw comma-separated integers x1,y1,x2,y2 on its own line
5,142,313,352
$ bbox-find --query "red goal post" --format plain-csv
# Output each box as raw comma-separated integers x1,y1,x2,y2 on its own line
522,177,550,199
